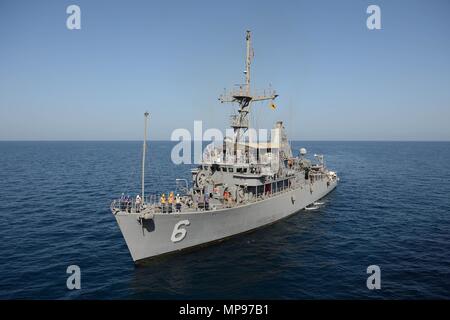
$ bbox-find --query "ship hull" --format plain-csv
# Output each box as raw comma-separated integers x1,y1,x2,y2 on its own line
114,179,337,263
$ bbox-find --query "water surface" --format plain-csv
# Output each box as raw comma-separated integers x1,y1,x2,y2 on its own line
0,141,449,299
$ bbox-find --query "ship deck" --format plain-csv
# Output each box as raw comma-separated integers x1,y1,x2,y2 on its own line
111,171,336,217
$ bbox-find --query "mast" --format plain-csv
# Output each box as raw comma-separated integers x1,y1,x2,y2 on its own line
245,30,252,95
142,112,149,201
218,31,278,144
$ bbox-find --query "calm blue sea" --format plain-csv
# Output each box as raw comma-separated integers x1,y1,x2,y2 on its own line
0,141,449,299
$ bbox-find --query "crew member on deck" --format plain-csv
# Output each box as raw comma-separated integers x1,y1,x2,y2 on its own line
175,194,181,212
223,190,230,207
204,193,209,211
168,192,174,213
126,195,132,213
160,193,166,213
120,193,126,211
135,194,141,213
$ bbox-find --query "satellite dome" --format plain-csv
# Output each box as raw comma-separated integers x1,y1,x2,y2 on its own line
300,148,307,156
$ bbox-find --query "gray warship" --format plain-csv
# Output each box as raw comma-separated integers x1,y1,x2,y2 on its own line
111,31,339,263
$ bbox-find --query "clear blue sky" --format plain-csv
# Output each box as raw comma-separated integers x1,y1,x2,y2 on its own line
1,0,449,140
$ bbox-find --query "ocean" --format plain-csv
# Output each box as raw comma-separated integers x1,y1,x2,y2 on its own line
0,141,449,299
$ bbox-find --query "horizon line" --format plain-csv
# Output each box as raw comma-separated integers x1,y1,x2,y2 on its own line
1,139,449,143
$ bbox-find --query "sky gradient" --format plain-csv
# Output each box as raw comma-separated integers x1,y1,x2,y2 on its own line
1,0,449,140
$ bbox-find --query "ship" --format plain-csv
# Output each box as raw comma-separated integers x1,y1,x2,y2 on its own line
111,31,339,263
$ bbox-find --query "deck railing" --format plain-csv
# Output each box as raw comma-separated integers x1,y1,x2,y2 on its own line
111,175,324,215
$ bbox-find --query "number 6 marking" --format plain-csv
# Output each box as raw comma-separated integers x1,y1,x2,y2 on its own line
171,220,190,243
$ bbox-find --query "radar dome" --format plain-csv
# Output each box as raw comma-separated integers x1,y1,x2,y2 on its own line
300,148,307,156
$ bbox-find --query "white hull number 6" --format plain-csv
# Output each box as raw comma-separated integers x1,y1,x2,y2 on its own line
171,220,190,243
